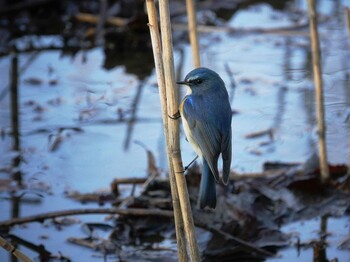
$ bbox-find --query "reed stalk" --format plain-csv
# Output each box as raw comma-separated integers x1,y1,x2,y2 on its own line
307,0,329,182
345,7,350,39
158,0,200,260
145,1,188,260
185,0,200,67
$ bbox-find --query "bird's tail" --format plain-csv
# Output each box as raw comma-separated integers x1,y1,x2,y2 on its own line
198,158,216,209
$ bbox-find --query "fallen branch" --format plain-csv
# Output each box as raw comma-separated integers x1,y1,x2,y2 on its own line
0,208,173,228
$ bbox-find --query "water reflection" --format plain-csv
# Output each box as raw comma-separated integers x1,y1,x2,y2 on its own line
124,80,144,151
312,215,328,262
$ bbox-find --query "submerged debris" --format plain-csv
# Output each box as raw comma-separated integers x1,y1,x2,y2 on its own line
29,162,348,261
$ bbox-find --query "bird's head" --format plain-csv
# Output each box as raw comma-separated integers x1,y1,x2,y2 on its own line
176,67,225,94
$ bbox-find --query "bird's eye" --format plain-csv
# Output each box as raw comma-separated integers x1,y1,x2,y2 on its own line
195,79,202,84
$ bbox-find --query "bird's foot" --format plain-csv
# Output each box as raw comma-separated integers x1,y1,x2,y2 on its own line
169,111,181,120
184,155,199,171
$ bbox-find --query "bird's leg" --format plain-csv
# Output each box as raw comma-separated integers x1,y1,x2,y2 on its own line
184,155,199,171
169,111,181,120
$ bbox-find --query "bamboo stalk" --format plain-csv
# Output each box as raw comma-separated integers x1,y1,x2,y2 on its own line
185,0,200,67
158,1,200,261
145,1,188,261
0,236,33,262
307,0,329,183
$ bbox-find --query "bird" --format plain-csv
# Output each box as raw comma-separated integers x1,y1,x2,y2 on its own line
176,67,232,209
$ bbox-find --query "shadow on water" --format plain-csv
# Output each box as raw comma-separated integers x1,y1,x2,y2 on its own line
0,0,350,261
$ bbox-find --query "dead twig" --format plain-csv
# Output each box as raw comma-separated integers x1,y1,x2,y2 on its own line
112,177,147,185
74,13,128,27
172,22,311,36
245,128,274,140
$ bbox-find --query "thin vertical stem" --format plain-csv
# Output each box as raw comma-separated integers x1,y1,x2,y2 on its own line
95,0,107,46
185,0,200,67
145,1,188,261
10,55,19,150
345,7,350,39
307,0,329,183
10,54,22,185
158,0,200,261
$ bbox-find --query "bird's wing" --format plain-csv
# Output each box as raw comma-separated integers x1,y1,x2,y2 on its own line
221,129,232,185
182,96,221,181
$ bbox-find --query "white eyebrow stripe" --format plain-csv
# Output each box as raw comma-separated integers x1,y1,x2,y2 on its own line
187,76,200,82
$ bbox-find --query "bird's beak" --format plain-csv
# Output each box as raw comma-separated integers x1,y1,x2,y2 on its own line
176,80,189,86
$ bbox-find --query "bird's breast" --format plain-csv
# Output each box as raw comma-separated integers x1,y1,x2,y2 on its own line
180,97,202,157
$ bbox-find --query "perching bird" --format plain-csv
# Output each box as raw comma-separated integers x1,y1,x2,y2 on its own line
177,67,232,209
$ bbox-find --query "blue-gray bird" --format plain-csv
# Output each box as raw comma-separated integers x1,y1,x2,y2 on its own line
177,67,232,209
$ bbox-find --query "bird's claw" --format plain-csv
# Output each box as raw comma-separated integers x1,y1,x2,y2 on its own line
169,111,181,120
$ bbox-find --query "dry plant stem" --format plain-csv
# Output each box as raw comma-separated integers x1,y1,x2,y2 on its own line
112,177,147,184
95,0,108,45
0,236,33,262
75,13,127,27
185,0,200,67
145,1,188,261
346,7,350,39
172,22,311,36
158,0,200,261
0,208,173,228
307,0,329,183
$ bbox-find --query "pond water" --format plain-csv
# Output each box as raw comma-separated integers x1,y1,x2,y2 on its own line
268,216,350,262
0,0,350,261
